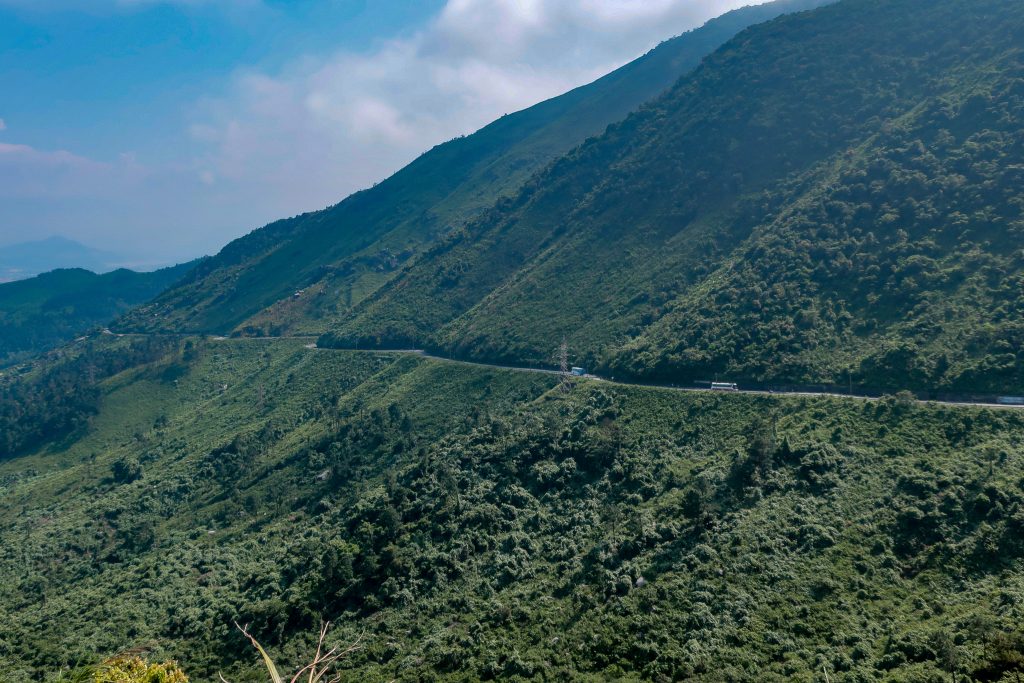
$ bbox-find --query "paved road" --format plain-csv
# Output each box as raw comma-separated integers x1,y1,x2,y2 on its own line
99,331,1024,411
303,342,1024,412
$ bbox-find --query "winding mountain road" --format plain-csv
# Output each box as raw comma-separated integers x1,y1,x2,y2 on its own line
99,330,1024,411
301,341,1024,412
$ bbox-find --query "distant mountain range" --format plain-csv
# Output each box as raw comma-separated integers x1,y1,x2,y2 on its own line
0,236,125,283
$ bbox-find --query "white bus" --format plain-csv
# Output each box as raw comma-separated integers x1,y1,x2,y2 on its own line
711,382,739,391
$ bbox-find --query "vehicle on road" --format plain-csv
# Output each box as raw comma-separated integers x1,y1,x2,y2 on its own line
711,382,739,391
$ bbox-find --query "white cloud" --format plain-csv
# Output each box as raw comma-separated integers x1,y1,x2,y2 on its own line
0,118,6,131
187,0,757,218
0,0,761,260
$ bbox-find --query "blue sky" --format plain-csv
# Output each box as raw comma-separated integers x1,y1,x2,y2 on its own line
0,2,442,158
0,0,752,267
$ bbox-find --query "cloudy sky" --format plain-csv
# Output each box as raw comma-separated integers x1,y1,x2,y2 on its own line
0,0,757,266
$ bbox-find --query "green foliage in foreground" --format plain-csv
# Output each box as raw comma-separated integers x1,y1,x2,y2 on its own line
2,338,1024,681
51,626,352,683
89,658,189,683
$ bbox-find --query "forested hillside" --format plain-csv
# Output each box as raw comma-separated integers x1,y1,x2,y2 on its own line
0,261,197,366
114,0,829,338
3,336,1024,681
316,0,1024,396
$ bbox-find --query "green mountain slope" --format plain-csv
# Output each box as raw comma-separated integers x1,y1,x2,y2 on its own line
0,261,197,365
115,0,830,338
3,337,1024,681
320,0,1024,396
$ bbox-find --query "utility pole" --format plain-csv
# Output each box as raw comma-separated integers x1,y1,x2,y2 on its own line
559,339,573,393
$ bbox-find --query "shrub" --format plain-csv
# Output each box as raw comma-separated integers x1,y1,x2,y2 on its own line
92,657,188,683
111,456,143,484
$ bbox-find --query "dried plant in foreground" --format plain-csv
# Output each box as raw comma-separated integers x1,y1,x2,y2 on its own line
220,621,362,683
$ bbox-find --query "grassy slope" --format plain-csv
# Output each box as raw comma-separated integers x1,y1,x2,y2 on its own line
2,339,1024,681
0,261,198,365
320,0,1024,395
113,0,830,338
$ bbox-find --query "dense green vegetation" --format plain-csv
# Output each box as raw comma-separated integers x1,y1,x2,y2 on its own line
0,262,197,365
3,337,1024,681
311,0,1024,395
115,0,828,339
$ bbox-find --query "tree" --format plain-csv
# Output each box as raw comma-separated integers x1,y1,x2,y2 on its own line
111,456,143,484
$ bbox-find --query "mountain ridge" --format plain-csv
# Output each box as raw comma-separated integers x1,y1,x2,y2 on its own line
6,1,1024,680
115,0,833,337
318,0,1024,395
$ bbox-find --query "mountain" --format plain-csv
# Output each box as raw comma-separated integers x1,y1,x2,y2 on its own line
6,1,1024,681
0,261,199,365
0,236,123,283
116,0,832,338
314,0,1024,396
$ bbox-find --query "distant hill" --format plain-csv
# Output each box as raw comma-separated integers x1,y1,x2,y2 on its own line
0,236,123,283
0,261,199,364
116,0,832,337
